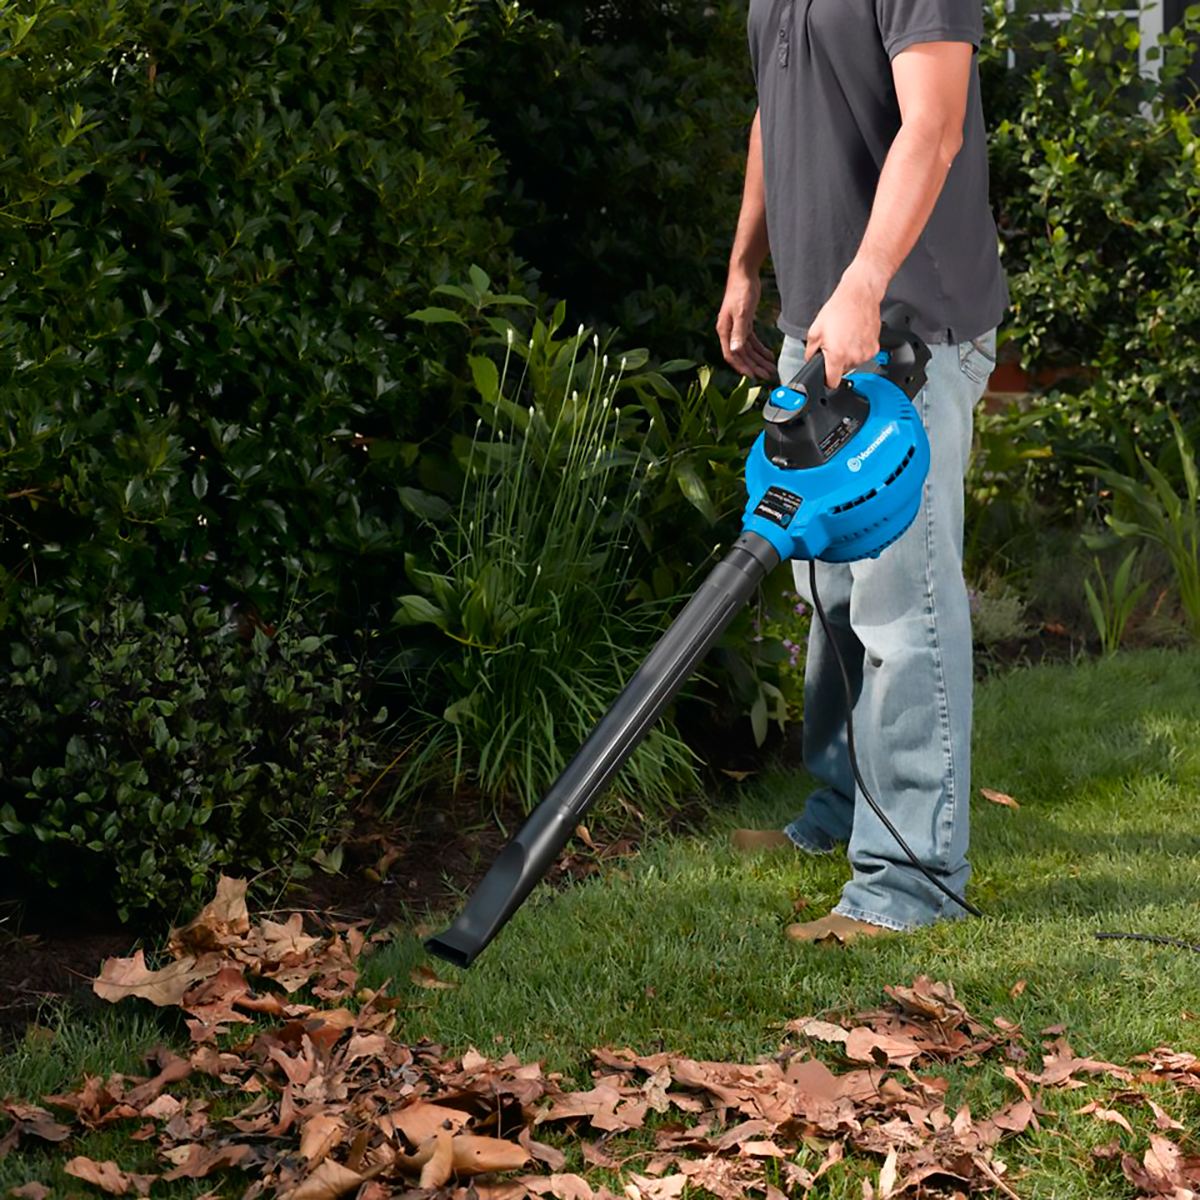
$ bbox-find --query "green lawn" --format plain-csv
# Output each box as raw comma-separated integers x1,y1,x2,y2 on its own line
4,647,1200,1198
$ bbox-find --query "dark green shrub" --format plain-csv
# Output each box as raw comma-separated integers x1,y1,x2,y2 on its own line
0,0,513,629
981,1,1200,446
0,593,382,919
966,3,1200,585
462,1,757,365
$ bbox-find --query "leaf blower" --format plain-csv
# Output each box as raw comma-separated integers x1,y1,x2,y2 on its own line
426,303,969,970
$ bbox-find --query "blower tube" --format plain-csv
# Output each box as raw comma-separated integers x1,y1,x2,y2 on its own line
425,530,780,968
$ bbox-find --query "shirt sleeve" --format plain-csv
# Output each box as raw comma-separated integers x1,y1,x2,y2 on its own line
875,0,984,59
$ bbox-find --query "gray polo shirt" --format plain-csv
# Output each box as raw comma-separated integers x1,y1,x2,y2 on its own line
748,0,1009,345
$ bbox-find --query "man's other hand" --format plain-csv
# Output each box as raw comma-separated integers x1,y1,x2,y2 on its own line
716,271,776,380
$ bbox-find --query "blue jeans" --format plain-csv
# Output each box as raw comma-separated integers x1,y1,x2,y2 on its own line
777,330,997,930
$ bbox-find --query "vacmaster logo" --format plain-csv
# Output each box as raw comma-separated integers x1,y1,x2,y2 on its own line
846,421,898,473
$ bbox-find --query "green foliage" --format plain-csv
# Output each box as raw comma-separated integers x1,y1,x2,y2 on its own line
964,401,1060,583
1096,413,1200,640
968,579,1034,653
1083,547,1151,655
981,1,1200,458
462,0,757,364
0,593,381,918
393,272,794,811
394,282,705,813
741,578,809,746
0,0,513,628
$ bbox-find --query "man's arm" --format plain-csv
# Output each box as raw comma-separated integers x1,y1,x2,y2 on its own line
716,108,776,380
806,41,974,387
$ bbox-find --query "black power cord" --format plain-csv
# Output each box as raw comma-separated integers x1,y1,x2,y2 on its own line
808,558,982,919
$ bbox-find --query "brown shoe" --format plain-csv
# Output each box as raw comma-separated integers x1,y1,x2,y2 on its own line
785,913,896,945
730,829,793,852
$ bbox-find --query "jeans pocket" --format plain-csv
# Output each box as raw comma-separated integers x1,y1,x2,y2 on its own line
958,331,997,386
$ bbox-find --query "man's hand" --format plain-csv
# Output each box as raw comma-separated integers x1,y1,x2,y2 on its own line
804,260,888,389
717,270,776,380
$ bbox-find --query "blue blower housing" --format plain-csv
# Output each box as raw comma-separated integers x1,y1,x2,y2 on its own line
741,332,932,565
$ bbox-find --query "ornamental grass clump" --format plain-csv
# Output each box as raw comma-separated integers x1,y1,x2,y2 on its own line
391,301,698,817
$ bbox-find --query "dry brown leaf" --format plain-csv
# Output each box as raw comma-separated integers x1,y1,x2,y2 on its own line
518,1125,567,1171
42,1075,136,1128
300,1113,345,1164
63,1158,154,1197
125,1049,192,1108
411,964,459,990
539,1082,626,1131
884,977,965,1024
1009,979,1027,999
160,1142,252,1181
877,1146,899,1199
450,1133,531,1176
381,1100,471,1146
92,950,219,1007
8,1186,51,1200
169,875,250,953
1034,1038,1133,1086
738,1140,787,1159
1144,1134,1185,1186
1077,1101,1133,1135
787,1018,849,1045
677,1154,763,1200
140,1095,183,1121
283,1158,365,1200
521,1173,595,1199
642,1064,672,1114
581,1140,624,1170
262,914,323,962
844,1027,922,1068
1144,1097,1186,1132
420,1127,456,1189
980,787,1020,809
0,1101,72,1151
1002,1066,1033,1104
624,1173,687,1200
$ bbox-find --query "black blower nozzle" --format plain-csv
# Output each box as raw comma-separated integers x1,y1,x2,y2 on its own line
425,531,780,968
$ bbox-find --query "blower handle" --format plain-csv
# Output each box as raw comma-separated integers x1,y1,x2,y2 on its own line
781,302,922,401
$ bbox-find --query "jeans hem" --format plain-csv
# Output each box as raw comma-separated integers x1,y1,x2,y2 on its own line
831,903,914,933
783,824,841,855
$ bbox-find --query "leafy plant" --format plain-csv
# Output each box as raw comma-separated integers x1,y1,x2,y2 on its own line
0,0,514,634
393,268,812,809
1096,413,1200,640
1083,548,1151,655
981,0,1200,452
969,579,1034,651
743,579,810,746
393,293,700,814
0,594,382,918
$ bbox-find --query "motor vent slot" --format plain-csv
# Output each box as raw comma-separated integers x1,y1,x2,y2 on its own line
831,487,878,515
882,445,916,487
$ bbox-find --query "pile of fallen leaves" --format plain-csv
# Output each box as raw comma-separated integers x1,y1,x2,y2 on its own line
3,878,1200,1200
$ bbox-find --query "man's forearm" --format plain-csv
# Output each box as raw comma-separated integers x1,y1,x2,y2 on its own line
717,108,776,378
845,107,964,298
729,109,771,277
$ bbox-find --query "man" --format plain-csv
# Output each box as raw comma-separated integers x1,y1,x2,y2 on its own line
716,0,1008,942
